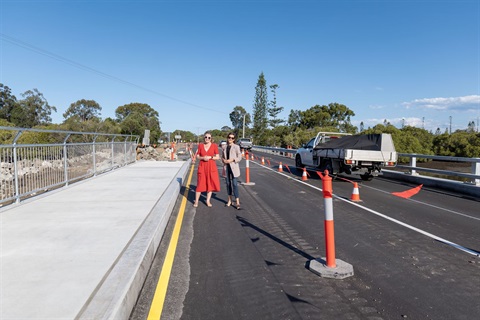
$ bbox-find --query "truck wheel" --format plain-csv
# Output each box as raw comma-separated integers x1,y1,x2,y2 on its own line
295,155,304,168
319,159,333,175
360,173,374,181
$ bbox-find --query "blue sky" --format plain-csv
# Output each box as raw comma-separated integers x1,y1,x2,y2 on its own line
1,0,479,135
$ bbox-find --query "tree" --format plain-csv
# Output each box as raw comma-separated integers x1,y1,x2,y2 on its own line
268,84,284,128
299,105,331,129
115,102,159,122
229,106,251,138
0,83,17,123
324,102,356,132
252,72,268,144
172,130,196,142
287,109,302,129
11,89,57,128
63,99,102,122
115,103,161,142
401,126,433,154
221,125,231,132
295,103,356,132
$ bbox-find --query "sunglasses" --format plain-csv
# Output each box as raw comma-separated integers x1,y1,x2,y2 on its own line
204,136,211,139
228,136,235,139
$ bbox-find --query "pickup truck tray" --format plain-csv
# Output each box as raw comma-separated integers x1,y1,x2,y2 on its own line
314,134,396,152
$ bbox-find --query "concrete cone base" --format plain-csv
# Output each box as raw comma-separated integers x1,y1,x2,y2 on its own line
308,258,354,279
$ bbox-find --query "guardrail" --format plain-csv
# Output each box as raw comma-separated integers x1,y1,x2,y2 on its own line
0,126,139,206
396,153,480,186
252,145,480,186
252,145,296,158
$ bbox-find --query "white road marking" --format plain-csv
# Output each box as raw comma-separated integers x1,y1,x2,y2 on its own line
363,184,480,221
251,161,480,257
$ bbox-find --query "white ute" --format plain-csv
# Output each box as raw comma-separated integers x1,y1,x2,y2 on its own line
295,132,398,181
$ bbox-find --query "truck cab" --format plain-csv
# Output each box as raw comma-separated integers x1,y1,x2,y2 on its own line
296,137,316,167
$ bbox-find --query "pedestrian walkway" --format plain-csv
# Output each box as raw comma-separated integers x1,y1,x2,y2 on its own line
0,160,190,320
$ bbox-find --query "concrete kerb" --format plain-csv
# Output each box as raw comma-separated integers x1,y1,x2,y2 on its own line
76,159,191,320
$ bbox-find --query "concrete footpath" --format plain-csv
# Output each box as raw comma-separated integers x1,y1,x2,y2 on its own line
0,160,190,320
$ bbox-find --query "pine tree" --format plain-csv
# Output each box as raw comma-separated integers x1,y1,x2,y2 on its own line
252,72,268,143
268,84,284,128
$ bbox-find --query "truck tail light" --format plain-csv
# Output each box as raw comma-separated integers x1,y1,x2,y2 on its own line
345,160,355,165
385,161,396,167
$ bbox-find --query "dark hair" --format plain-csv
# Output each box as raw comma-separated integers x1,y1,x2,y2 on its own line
227,132,235,138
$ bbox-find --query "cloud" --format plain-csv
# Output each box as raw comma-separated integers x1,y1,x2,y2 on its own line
402,95,480,112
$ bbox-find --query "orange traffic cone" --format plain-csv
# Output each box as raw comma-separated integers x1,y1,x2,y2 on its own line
242,150,245,158
261,157,265,165
302,167,308,181
350,182,362,202
278,162,283,172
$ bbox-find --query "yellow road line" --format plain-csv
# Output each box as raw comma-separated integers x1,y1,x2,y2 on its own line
147,163,195,320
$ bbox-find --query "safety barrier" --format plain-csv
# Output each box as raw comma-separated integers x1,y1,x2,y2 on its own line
0,126,139,206
242,150,255,186
307,170,354,278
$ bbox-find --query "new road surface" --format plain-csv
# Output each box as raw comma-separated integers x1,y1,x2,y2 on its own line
131,151,480,320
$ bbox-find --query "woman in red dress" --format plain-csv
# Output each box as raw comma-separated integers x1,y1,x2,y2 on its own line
194,131,221,207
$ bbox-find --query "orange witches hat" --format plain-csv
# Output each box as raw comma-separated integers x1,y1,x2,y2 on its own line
350,182,361,202
302,167,308,181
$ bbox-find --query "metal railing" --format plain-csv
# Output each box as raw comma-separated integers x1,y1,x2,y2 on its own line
252,146,480,186
0,126,139,206
395,153,480,186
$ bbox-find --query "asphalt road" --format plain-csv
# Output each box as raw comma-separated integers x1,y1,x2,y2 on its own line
131,151,480,320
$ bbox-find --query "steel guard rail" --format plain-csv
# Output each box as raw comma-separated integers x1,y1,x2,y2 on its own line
0,126,139,206
252,145,480,186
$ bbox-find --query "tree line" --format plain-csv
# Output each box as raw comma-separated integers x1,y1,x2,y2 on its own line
225,73,480,158
0,83,161,143
2,79,479,158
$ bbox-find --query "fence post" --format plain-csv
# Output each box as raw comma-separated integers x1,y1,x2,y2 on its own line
472,159,480,186
93,135,98,177
410,155,418,176
63,134,71,186
124,137,128,166
111,137,115,169
12,130,22,203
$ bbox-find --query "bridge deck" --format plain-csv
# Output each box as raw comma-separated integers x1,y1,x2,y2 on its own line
0,160,189,320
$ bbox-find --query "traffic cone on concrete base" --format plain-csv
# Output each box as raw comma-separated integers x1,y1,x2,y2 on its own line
261,157,265,165
278,162,283,172
350,182,362,202
302,167,308,181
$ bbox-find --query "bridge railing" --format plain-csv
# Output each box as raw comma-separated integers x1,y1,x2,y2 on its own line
0,126,139,206
252,146,480,186
395,153,480,186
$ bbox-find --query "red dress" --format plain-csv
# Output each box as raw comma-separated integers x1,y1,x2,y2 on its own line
196,143,221,192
